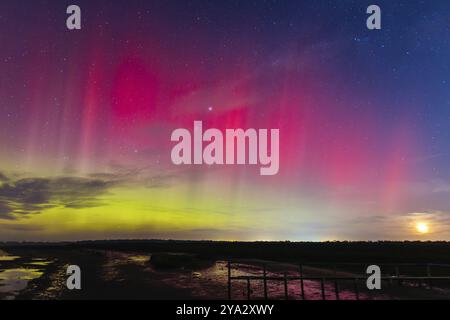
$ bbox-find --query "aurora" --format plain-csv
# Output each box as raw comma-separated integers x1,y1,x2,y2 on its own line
0,0,449,241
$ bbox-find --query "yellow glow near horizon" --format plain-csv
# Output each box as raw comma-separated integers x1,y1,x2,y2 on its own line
416,222,429,234
0,184,280,241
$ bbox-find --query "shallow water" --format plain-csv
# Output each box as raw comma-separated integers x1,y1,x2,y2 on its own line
26,259,54,267
223,262,364,300
2,250,439,300
0,256,20,261
148,260,376,300
0,268,44,299
128,255,150,264
0,254,51,299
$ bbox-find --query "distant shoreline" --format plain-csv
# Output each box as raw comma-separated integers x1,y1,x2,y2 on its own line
2,239,450,245
2,240,450,264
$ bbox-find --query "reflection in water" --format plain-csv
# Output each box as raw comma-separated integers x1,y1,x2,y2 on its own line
0,250,440,300
102,251,152,282
0,254,51,300
128,255,150,264
99,252,370,300
157,261,375,300
0,268,44,299
0,256,20,261
27,260,53,267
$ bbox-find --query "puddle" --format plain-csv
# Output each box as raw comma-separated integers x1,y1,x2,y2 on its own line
102,251,151,281
0,268,44,299
128,255,150,264
156,261,378,300
0,256,21,262
27,260,54,267
0,254,52,299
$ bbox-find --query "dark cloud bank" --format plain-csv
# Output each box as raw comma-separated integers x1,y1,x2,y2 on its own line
0,173,115,220
0,168,177,220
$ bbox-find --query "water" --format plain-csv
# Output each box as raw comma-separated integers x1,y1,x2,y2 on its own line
0,256,20,261
0,268,44,299
0,250,428,300
161,261,370,300
0,253,51,299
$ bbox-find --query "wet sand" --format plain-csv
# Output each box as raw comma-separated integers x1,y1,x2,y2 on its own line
1,247,450,300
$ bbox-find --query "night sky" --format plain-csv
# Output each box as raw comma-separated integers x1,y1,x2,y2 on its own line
0,0,449,241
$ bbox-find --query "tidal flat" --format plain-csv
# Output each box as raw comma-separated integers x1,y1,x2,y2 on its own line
1,241,450,300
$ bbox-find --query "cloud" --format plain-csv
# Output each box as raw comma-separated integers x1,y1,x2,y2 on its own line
405,211,450,226
145,174,175,189
431,179,450,193
0,172,9,182
88,168,142,184
0,223,44,232
0,176,116,220
0,167,179,220
90,165,178,188
348,211,450,240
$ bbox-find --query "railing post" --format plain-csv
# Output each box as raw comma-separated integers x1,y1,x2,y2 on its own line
333,265,339,300
299,264,305,300
427,264,433,289
334,279,340,300
388,266,393,288
227,261,231,300
263,264,268,300
395,265,401,286
386,275,395,300
320,278,326,300
354,278,360,300
284,273,288,300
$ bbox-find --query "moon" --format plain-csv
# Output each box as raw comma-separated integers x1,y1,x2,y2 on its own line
416,222,429,234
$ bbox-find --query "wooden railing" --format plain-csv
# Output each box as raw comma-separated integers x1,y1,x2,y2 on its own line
227,261,450,300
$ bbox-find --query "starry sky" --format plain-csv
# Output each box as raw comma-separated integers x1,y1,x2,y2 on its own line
0,0,449,241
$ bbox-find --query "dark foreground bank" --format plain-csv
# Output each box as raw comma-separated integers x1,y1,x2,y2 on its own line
1,240,450,300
